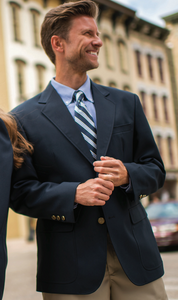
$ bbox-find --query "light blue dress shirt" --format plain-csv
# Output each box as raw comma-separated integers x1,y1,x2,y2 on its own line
51,75,97,127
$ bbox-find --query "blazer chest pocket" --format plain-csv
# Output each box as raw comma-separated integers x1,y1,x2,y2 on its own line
113,123,132,135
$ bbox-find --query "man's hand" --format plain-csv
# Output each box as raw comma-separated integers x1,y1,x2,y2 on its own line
93,156,129,187
75,178,114,206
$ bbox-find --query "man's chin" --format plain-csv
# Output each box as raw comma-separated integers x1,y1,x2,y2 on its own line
86,62,99,71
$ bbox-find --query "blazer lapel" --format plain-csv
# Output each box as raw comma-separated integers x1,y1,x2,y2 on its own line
91,82,115,160
39,84,94,165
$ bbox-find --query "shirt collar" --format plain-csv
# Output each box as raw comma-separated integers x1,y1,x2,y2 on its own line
50,75,93,106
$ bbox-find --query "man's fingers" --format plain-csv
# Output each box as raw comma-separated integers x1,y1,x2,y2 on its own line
94,158,120,168
100,156,114,161
91,200,106,206
96,177,114,191
75,178,114,207
94,166,116,174
98,173,114,183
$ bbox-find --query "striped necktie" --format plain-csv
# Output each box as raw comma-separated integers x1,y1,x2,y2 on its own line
73,90,97,160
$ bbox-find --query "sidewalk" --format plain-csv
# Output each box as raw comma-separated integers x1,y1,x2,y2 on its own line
3,239,42,300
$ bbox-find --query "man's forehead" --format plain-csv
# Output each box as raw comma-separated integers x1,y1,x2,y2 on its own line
70,15,98,30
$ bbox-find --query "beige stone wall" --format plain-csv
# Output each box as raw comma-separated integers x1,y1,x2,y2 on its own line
0,2,10,112
165,22,178,92
32,0,63,8
30,0,43,6
129,32,178,171
7,209,29,239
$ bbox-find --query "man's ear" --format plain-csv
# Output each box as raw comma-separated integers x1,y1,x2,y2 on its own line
51,35,64,53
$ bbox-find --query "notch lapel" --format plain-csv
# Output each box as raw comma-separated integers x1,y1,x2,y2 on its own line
39,84,94,165
91,82,115,160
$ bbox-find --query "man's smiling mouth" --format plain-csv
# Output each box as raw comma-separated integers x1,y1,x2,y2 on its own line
87,51,98,56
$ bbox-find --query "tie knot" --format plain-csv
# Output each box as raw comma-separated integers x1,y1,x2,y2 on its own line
73,90,85,103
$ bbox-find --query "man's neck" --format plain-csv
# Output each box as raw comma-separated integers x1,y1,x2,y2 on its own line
55,72,87,90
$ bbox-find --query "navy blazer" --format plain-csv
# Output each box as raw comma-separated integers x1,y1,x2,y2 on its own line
0,119,13,299
10,81,165,294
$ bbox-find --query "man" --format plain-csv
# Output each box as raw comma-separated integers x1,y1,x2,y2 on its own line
10,1,167,299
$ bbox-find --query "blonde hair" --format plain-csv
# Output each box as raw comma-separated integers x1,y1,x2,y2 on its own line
0,110,33,168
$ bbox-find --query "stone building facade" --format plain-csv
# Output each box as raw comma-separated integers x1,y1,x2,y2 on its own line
162,12,178,135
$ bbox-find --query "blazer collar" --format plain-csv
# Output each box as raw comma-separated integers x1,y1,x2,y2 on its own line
38,82,115,164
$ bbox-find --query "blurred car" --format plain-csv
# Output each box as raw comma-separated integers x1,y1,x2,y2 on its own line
146,201,178,247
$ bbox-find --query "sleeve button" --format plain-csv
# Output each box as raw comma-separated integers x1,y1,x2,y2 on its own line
61,216,65,221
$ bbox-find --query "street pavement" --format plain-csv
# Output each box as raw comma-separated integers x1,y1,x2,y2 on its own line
3,239,178,300
161,249,178,300
3,239,41,300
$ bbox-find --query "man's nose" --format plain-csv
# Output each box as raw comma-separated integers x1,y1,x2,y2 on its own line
92,36,103,48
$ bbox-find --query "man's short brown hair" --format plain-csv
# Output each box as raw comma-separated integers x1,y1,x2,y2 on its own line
41,0,99,65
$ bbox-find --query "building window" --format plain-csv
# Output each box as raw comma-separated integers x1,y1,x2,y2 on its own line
140,91,146,115
123,85,130,92
30,9,41,47
103,36,114,69
118,40,128,73
93,78,101,84
162,95,169,122
109,82,117,88
135,50,142,77
15,59,26,102
147,54,153,80
157,57,164,82
167,136,174,166
9,2,21,42
152,94,158,120
36,64,45,92
156,135,162,157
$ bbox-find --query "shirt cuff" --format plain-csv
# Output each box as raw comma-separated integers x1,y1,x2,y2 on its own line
120,177,132,193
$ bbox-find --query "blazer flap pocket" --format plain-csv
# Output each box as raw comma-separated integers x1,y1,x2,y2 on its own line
113,123,132,134
129,203,147,224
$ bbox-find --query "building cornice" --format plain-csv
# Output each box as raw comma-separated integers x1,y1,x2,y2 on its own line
162,12,178,24
95,0,135,17
95,0,169,41
130,17,170,41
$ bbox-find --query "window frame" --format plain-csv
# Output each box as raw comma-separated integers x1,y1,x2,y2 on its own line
30,8,41,47
15,59,26,102
9,1,22,42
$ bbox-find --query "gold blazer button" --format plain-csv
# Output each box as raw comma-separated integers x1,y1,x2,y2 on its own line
51,215,56,220
57,216,60,221
98,217,105,225
61,216,65,221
